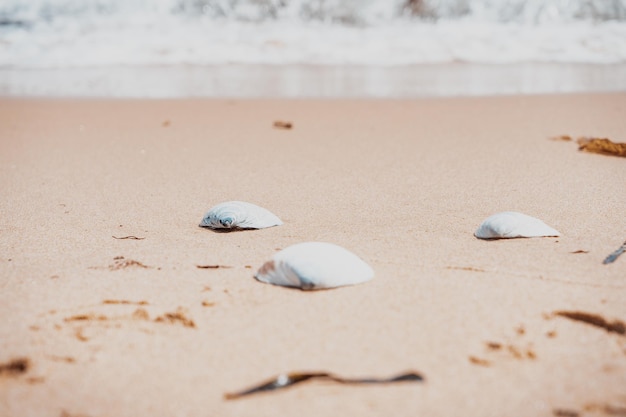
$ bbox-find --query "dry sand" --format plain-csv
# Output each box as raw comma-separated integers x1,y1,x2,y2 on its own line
0,94,625,417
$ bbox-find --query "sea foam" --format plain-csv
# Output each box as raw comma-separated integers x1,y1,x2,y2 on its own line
1,0,625,68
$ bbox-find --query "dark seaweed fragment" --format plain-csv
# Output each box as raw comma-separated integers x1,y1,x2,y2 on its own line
603,240,626,264
554,311,626,335
273,120,293,129
0,358,29,376
196,264,233,269
224,371,424,400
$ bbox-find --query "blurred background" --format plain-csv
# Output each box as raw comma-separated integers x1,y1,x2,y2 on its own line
1,0,625,97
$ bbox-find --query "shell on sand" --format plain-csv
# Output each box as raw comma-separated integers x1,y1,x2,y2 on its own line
254,242,374,290
199,201,282,230
474,211,560,239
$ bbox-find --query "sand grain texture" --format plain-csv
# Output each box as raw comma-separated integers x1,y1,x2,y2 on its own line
1,95,625,417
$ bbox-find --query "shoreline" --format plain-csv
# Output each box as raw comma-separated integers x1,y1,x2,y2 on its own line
1,63,626,98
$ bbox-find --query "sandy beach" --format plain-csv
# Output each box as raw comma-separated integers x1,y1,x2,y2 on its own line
1,94,625,417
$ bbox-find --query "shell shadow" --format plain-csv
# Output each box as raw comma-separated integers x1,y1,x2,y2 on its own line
199,226,258,234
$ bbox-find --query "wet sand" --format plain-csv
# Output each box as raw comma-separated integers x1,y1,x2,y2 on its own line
0,94,625,417
2,63,626,98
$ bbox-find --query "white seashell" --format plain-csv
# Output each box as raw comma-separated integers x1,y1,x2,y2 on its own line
199,201,282,230
255,242,374,290
474,212,560,239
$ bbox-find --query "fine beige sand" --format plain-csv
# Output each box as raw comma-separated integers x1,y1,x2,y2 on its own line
1,94,625,417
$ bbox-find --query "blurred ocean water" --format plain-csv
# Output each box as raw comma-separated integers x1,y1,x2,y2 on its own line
1,0,625,96
1,0,626,68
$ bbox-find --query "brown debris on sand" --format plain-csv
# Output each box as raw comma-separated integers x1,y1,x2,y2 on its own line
554,311,626,335
154,309,196,328
47,355,76,363
64,314,108,322
273,120,293,130
88,256,152,271
468,356,491,367
103,300,149,306
63,306,197,328
577,137,626,157
485,342,502,350
196,264,233,269
583,403,626,416
108,256,151,270
225,370,423,400
445,266,486,272
0,358,30,376
550,135,573,141
551,134,626,157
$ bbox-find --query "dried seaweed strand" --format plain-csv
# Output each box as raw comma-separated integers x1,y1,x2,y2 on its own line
196,265,233,269
64,314,108,322
112,236,145,240
603,240,626,264
554,311,625,335
224,371,423,400
103,299,149,305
